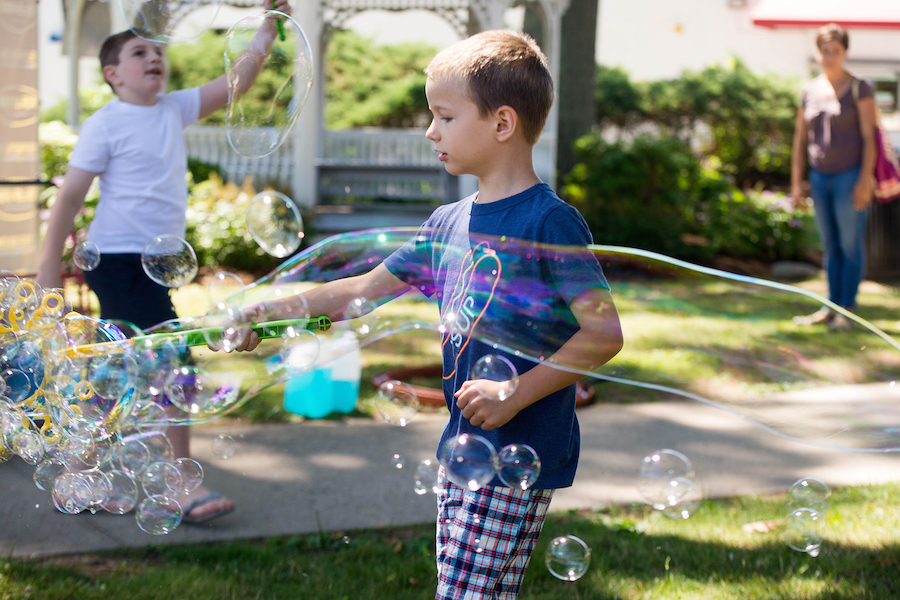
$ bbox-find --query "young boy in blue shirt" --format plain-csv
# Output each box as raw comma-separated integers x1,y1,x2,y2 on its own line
239,29,623,598
36,0,292,523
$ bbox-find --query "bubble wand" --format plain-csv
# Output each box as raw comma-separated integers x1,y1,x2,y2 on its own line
275,14,286,42
63,316,332,360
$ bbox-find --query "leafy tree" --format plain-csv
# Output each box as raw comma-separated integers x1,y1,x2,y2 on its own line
324,30,433,129
593,59,800,189
594,65,644,129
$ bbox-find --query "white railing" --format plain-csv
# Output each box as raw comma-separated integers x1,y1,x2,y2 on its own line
183,126,555,201
320,128,435,166
183,126,296,188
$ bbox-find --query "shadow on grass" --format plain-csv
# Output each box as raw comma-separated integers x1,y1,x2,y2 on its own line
4,509,899,600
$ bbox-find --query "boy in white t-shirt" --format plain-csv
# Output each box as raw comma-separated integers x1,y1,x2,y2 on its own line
37,0,292,523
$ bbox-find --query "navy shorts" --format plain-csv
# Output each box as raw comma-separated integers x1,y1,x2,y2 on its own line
82,253,178,331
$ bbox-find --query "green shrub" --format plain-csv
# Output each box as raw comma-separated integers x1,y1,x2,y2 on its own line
593,59,799,189
324,30,434,129
562,132,818,263
184,173,304,276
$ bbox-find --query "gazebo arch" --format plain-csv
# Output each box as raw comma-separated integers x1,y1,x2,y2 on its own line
61,0,570,214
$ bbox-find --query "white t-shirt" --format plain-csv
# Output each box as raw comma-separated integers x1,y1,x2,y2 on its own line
69,88,201,253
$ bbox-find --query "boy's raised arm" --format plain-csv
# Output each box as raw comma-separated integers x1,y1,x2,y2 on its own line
36,167,99,290
197,0,292,120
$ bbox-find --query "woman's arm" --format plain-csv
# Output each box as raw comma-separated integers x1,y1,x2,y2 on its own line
854,95,877,210
790,105,808,209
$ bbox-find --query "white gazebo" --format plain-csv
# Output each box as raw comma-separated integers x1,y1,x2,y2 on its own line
61,0,570,227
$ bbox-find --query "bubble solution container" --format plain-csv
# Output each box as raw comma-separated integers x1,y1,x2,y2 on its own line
283,332,361,418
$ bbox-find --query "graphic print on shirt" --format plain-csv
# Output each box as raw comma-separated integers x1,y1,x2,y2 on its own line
440,241,502,381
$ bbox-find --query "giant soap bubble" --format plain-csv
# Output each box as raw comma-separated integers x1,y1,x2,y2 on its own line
118,0,222,45
224,11,313,158
6,226,900,536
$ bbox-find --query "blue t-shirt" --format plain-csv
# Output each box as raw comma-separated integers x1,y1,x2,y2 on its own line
384,183,609,488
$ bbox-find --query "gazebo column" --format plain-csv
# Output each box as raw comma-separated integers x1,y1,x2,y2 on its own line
64,0,86,127
290,1,323,209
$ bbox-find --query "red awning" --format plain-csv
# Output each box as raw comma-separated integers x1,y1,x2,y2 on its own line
752,0,900,29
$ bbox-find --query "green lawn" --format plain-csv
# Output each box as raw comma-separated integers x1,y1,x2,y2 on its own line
3,482,899,599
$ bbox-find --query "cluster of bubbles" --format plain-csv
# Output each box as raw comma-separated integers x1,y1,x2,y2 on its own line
784,476,831,556
638,449,701,520
436,433,541,492
393,437,541,497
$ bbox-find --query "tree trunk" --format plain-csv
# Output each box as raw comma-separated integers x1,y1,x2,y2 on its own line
556,0,599,181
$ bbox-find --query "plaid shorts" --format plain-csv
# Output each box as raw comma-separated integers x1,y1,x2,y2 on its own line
435,474,554,600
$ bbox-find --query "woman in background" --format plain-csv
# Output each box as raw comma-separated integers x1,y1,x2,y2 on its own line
791,23,876,331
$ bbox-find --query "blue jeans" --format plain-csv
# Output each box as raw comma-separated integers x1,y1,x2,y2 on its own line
809,164,867,309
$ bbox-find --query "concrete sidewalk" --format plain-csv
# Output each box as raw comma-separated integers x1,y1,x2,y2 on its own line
2,390,900,559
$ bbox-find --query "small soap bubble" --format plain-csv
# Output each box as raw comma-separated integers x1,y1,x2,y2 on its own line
661,478,703,520
391,453,405,469
136,495,183,535
102,469,139,515
638,449,695,510
343,297,379,336
545,535,591,581
471,355,519,401
438,434,498,492
374,380,418,427
52,472,92,515
73,241,100,272
33,458,65,492
784,507,823,555
497,444,541,490
247,191,305,258
174,457,204,494
473,536,485,554
212,434,236,460
81,469,113,513
788,477,830,518
414,458,440,495
12,429,44,465
141,460,182,497
207,271,245,312
202,306,251,353
141,236,198,288
164,366,239,417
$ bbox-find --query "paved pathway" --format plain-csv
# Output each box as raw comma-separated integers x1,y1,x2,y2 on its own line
2,387,900,558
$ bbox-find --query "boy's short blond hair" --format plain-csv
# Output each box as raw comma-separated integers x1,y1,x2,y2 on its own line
425,30,554,146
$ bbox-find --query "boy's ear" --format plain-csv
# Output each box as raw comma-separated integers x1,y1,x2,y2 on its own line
102,64,120,88
493,105,518,142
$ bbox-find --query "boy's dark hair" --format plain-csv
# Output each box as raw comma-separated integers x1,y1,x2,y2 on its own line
425,30,554,146
816,23,849,51
99,29,151,90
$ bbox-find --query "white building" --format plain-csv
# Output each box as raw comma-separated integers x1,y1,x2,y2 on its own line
596,0,900,138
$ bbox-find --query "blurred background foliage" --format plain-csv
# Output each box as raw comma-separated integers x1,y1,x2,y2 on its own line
40,31,813,271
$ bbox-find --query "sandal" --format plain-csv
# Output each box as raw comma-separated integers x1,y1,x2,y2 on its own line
181,491,235,524
793,307,834,326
